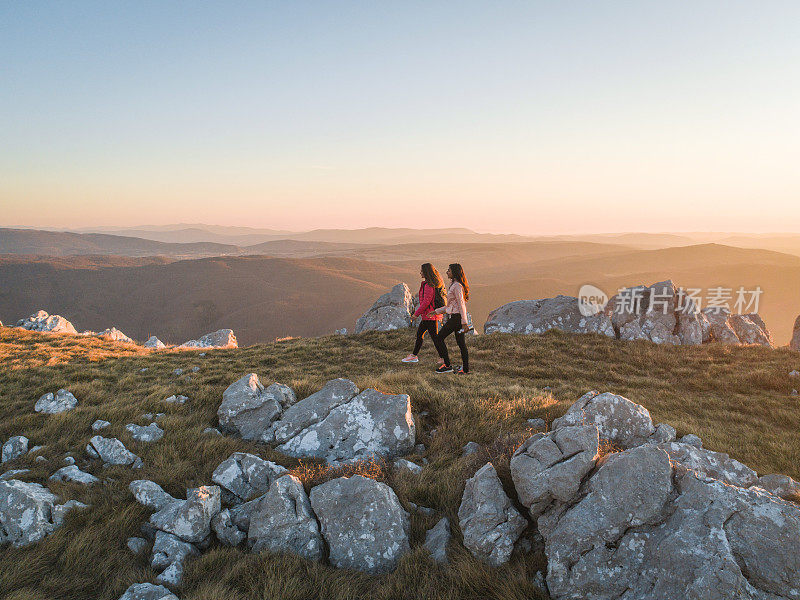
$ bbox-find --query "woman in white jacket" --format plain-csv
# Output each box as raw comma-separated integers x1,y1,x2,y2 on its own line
428,263,471,374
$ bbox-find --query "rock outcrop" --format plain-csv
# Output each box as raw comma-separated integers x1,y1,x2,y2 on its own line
310,475,410,573
355,283,415,333
35,389,78,414
790,315,800,351
95,327,134,343
180,329,237,349
458,462,527,567
508,391,800,600
16,310,77,334
248,474,323,560
485,280,774,347
0,479,85,546
211,452,287,505
144,336,166,349
118,583,178,600
272,385,415,464
216,374,293,441
130,480,177,511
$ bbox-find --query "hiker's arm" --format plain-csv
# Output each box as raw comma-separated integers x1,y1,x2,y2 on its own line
454,284,468,323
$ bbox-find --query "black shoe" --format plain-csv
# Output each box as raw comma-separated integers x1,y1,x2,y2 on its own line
435,365,454,374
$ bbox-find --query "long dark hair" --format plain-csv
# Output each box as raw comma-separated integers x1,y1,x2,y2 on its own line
421,263,445,293
449,263,470,301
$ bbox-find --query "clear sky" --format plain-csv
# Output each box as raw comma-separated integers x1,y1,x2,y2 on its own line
2,1,799,234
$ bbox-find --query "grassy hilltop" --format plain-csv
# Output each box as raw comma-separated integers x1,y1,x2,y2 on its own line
1,327,799,600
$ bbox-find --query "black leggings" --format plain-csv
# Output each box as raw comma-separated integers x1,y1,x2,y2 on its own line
413,320,439,355
433,314,469,372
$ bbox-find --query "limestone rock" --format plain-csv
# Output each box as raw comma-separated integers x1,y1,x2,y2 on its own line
393,458,422,475
35,389,78,414
144,336,166,349
484,296,614,337
126,422,164,443
97,327,133,343
648,422,676,444
127,536,149,553
92,419,111,431
49,465,99,485
2,436,29,463
275,387,415,464
16,310,77,334
248,474,323,560
552,390,655,448
679,433,702,447
216,374,288,440
791,315,800,351
211,508,246,546
151,529,198,571
180,329,237,349
211,452,288,504
424,517,450,564
458,462,527,567
310,475,410,573
130,480,177,511
149,485,221,543
355,283,415,333
703,308,774,347
87,436,141,467
510,425,599,519
755,473,800,501
0,480,81,547
462,441,481,456
656,441,758,488
117,583,178,600
163,395,187,404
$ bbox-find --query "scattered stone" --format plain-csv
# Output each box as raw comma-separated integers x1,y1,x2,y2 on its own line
211,452,288,504
118,583,178,600
755,473,800,500
86,436,141,467
211,508,246,546
96,327,133,343
334,328,347,335
154,561,185,587
130,480,177,511
50,465,99,485
790,369,799,377
792,389,799,397
0,469,30,480
163,395,187,404
310,475,410,573
249,474,323,560
151,529,198,570
458,462,527,567
408,502,436,516
34,455,48,463
679,433,703,447
355,282,416,333
393,458,422,475
542,386,552,392
180,329,238,349
149,485,221,543
0,480,80,546
92,419,111,431
414,443,426,455
173,369,183,376
552,390,655,448
274,386,415,464
510,425,600,519
29,445,44,454
139,368,149,373
16,310,77,334
216,374,291,440
126,423,164,443
63,456,75,465
424,517,450,564
462,441,481,456
202,427,221,436
127,536,149,554
2,436,29,463
35,389,78,414
142,412,166,420
526,418,546,431
144,336,166,349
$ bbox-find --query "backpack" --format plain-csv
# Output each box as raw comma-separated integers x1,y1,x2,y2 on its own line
433,284,446,309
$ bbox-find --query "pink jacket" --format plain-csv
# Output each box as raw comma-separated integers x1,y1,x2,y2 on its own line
413,282,442,321
443,281,468,323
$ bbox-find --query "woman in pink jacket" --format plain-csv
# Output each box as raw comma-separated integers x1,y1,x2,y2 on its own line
401,263,446,363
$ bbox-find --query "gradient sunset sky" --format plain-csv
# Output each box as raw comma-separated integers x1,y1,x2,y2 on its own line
2,1,799,234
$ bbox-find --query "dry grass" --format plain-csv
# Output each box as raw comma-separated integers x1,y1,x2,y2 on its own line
1,326,799,599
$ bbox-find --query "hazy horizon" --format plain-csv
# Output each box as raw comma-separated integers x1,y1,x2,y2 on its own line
3,1,800,234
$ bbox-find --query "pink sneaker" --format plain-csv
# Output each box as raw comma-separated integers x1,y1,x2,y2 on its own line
401,354,419,363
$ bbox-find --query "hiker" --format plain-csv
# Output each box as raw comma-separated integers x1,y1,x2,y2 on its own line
430,263,472,374
402,263,446,363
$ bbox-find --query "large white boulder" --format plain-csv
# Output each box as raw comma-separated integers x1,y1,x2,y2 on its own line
35,389,78,414
144,335,166,349
216,374,292,441
0,480,84,547
354,283,415,333
211,452,287,504
180,329,237,349
16,310,77,334
484,296,614,337
309,475,410,573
